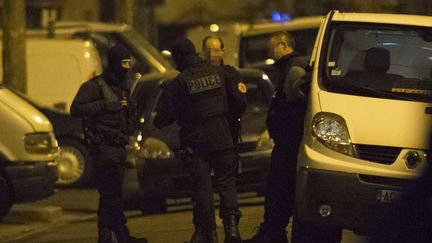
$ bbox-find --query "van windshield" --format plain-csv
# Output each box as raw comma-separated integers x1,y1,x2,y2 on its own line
322,22,432,102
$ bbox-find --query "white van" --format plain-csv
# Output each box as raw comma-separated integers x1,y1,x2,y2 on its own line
0,84,60,219
293,11,432,241
0,38,102,111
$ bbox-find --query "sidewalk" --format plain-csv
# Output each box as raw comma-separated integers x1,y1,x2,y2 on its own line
0,189,100,243
0,208,96,243
0,189,263,243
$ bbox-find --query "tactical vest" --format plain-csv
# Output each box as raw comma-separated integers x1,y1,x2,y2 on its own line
95,77,120,102
82,77,127,147
182,66,229,119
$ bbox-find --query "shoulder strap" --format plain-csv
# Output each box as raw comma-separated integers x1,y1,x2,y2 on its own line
94,77,119,102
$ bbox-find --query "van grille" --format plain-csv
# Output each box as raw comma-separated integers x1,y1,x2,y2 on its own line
355,144,402,164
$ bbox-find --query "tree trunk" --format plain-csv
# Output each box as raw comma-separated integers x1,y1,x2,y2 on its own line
134,0,158,45
115,0,135,26
100,0,116,23
2,0,27,93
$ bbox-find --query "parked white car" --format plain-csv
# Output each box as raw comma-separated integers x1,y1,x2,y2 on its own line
0,84,60,219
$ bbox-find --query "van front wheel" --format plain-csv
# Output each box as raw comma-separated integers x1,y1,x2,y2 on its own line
292,214,342,243
57,138,93,187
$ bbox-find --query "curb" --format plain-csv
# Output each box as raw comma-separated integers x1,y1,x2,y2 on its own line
0,211,97,243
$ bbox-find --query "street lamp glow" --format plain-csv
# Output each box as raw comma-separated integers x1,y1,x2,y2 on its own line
265,59,275,65
162,50,171,56
210,24,219,32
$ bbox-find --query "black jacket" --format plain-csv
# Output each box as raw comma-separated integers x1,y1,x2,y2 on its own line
70,71,135,147
266,52,308,143
154,56,246,153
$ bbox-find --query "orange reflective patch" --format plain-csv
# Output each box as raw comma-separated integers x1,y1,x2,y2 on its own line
238,82,247,93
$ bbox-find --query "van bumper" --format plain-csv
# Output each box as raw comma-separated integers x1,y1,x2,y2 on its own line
295,167,411,234
5,161,58,203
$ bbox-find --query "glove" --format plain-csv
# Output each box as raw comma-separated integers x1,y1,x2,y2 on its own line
104,101,122,112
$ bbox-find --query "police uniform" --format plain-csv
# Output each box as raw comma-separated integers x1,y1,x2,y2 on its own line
246,52,308,243
221,65,246,144
154,38,245,243
71,46,146,243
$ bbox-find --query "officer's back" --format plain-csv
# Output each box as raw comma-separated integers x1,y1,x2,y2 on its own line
154,38,244,243
154,39,234,153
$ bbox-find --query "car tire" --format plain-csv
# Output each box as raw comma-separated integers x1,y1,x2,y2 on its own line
0,172,13,221
139,182,167,215
57,138,93,187
292,213,342,243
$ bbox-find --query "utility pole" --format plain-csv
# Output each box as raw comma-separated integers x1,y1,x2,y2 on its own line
135,0,160,45
2,0,27,93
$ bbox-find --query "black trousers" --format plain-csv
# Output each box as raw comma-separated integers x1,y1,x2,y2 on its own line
262,137,301,235
187,148,241,230
93,145,128,238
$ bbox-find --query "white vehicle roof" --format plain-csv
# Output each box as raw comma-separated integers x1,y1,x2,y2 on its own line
243,16,323,36
0,85,53,132
332,12,432,27
54,21,128,33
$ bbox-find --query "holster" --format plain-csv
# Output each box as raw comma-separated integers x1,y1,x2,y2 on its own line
178,147,199,173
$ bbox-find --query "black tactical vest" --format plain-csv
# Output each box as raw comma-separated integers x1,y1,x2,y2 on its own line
83,77,128,147
182,66,229,119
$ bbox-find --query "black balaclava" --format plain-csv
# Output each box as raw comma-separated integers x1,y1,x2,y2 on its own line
171,38,199,71
106,45,131,84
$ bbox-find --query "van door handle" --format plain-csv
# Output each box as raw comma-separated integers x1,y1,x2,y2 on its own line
426,107,432,115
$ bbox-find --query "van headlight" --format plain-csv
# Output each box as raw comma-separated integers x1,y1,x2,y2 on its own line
140,137,172,159
312,113,355,156
24,132,59,154
256,130,274,151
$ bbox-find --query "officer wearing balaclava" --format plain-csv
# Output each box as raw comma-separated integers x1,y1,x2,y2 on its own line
71,46,147,243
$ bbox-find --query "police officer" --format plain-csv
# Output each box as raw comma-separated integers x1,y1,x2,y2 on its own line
245,31,308,243
71,46,147,243
201,35,246,144
153,38,246,243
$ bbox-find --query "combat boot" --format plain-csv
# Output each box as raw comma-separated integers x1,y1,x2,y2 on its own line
223,215,242,243
243,224,288,243
188,227,219,243
188,228,207,243
97,227,118,243
114,226,147,243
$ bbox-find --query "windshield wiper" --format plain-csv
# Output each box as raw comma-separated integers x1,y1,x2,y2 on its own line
329,82,417,101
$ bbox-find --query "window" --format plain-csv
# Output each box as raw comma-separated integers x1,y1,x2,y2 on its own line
322,23,432,102
240,28,319,67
